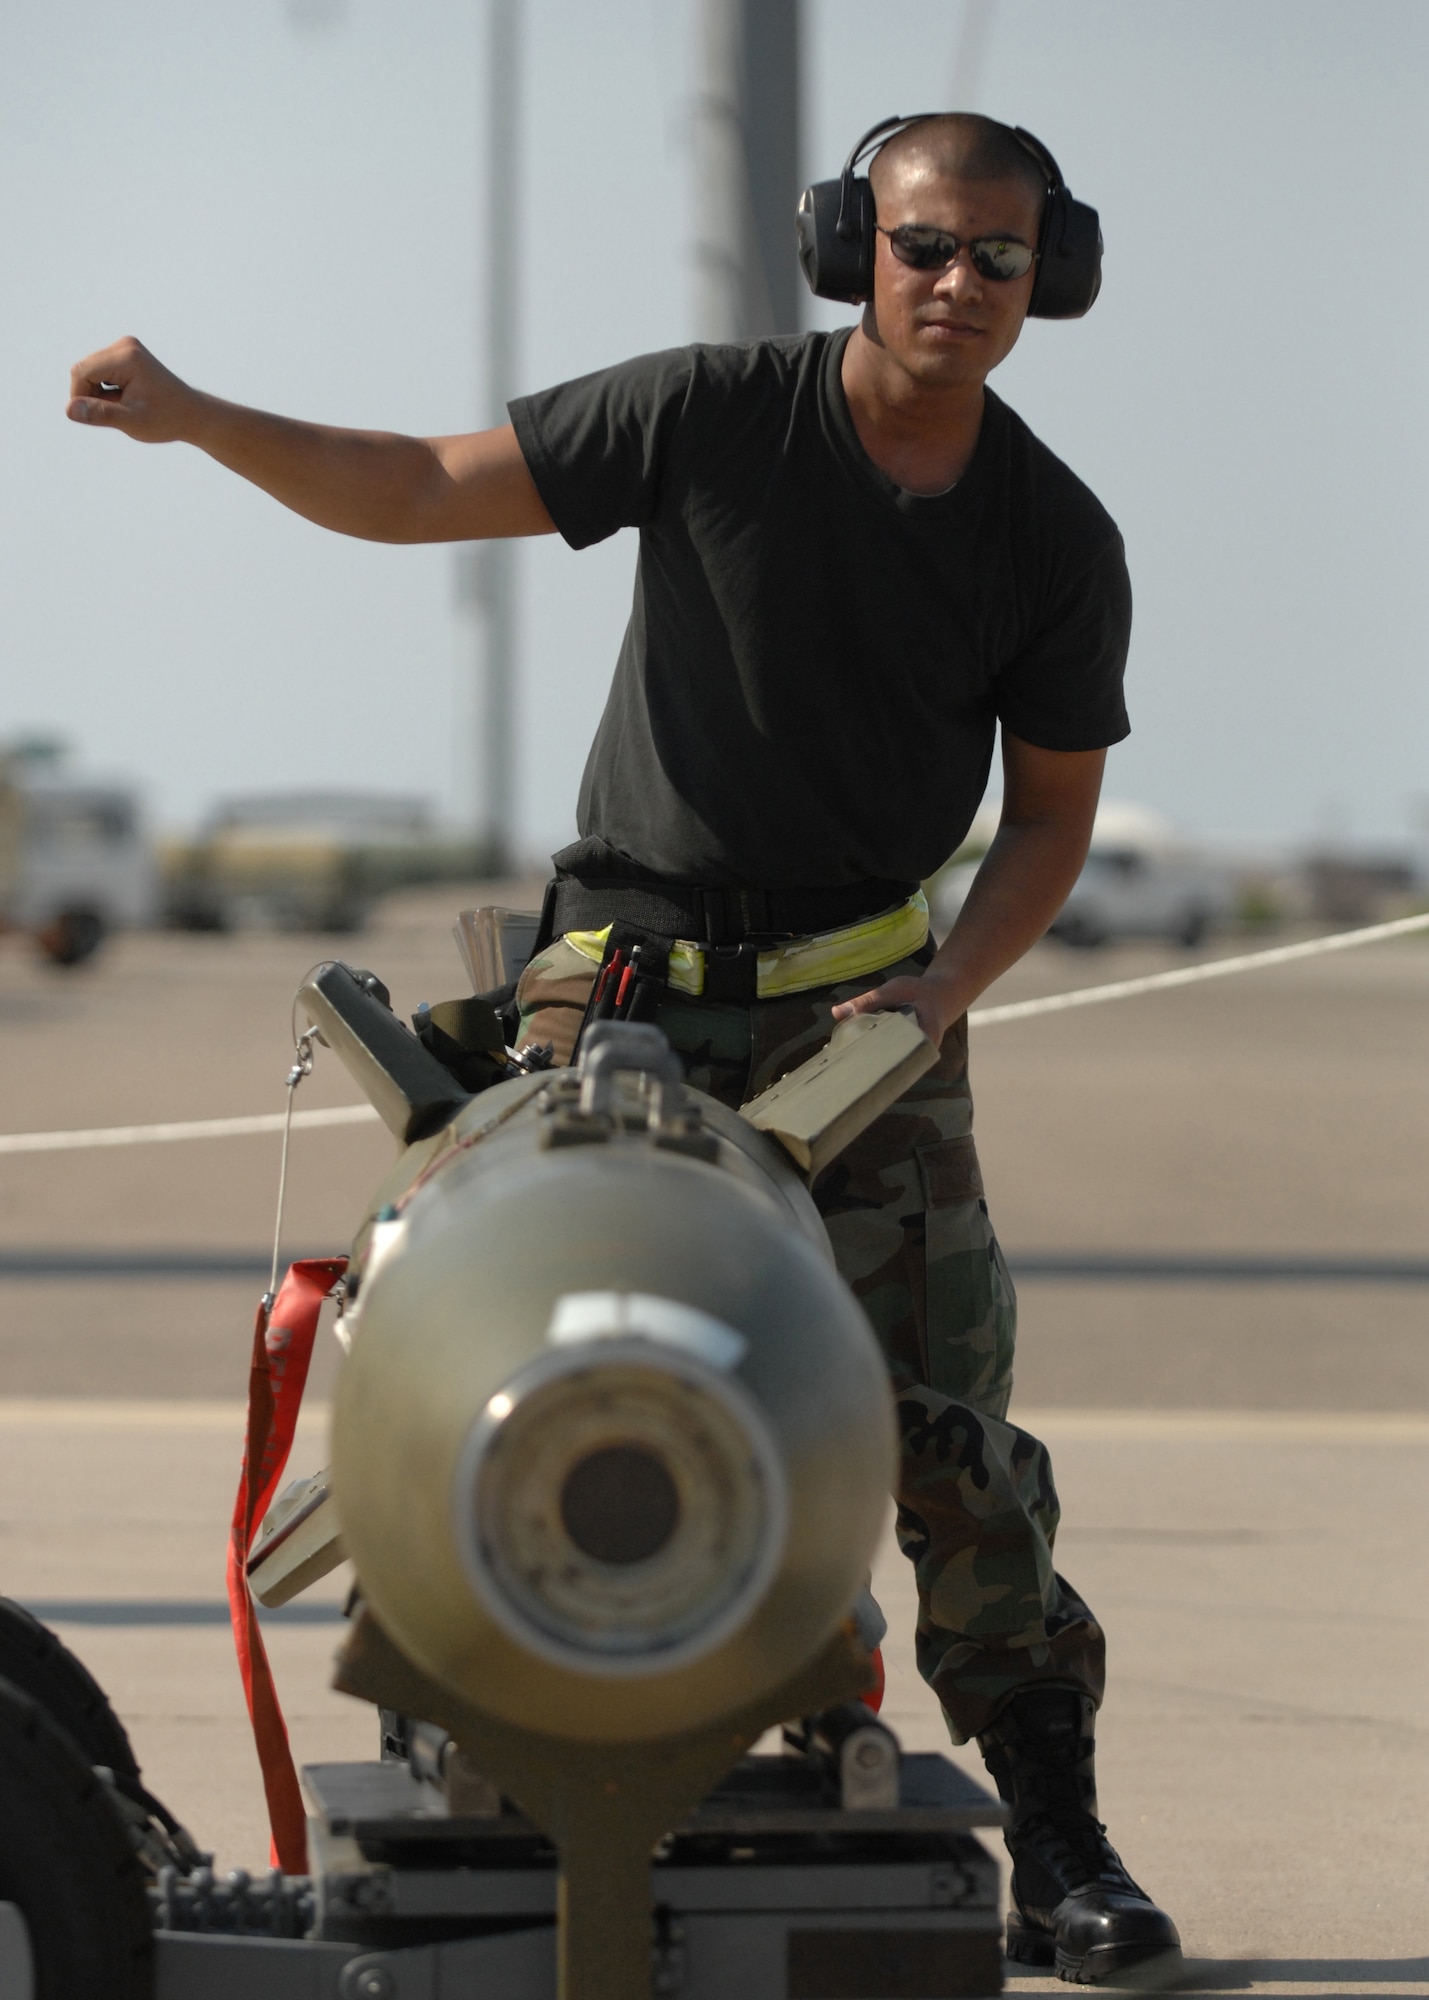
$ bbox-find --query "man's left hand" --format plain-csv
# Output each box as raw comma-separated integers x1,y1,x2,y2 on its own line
831,969,961,1049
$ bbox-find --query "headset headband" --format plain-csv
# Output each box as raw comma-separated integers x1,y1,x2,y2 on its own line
835,113,1066,238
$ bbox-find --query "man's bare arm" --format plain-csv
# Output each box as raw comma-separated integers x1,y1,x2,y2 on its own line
67,337,555,544
832,734,1106,1046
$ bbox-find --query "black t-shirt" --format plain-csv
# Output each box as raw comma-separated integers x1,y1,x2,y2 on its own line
511,328,1130,890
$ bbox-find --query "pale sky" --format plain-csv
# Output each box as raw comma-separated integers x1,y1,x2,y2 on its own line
3,1,1425,858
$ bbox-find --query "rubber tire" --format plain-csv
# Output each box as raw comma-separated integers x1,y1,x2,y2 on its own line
1053,913,1108,949
0,1677,153,2000
0,1599,140,1782
35,908,106,968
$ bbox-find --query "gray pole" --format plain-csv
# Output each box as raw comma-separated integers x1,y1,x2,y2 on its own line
479,0,518,872
950,0,995,107
692,0,801,342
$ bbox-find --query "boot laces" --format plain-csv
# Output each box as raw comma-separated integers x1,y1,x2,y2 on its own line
1017,1808,1142,1898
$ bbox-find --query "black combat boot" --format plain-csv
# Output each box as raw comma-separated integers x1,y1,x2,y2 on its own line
978,1687,1181,1985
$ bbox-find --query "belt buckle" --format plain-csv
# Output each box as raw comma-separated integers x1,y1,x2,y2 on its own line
700,941,760,1004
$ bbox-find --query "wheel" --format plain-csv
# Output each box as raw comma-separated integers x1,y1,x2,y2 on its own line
0,1677,153,2000
318,903,368,936
35,908,106,967
0,1603,203,1869
1052,911,1108,949
166,896,229,933
1175,906,1209,948
0,1599,139,1782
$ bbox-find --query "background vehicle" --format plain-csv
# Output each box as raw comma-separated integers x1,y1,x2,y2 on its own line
0,747,158,966
931,800,1235,949
162,790,488,934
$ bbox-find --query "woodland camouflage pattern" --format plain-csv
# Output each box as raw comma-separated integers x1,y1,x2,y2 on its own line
518,938,1105,1740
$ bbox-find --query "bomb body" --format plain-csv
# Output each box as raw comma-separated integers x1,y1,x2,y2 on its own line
329,1029,895,1744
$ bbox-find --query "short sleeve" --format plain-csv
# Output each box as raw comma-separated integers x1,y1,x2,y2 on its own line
509,348,696,551
994,536,1133,751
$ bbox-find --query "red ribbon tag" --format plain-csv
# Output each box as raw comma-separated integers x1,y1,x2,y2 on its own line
226,1257,347,1873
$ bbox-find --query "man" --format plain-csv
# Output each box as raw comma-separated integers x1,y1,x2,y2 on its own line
69,112,1179,1984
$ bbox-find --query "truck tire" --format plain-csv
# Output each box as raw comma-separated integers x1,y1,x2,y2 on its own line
0,1677,153,2000
35,908,106,967
1053,911,1108,949
0,1599,140,1782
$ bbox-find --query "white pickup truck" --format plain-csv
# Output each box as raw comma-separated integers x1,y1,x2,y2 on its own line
931,801,1235,949
0,754,158,965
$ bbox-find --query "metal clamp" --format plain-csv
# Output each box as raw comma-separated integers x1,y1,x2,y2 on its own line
576,1022,686,1125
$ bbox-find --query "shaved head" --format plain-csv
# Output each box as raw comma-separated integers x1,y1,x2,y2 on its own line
869,114,1047,217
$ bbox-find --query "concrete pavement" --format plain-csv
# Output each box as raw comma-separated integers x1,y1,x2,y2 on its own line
2,896,1425,1410
3,1400,1426,1996
1,896,1426,1994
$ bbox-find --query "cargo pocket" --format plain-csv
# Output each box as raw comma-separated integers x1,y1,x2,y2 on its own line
916,1134,1017,1420
514,939,598,1065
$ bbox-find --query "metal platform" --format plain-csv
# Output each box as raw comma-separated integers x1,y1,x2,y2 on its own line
151,1750,1008,1999
308,1744,1008,1842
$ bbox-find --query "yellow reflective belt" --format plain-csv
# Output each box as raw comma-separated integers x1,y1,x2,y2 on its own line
563,891,930,1001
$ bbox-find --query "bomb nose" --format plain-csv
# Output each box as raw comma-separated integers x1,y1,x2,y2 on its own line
454,1333,788,1675
560,1444,682,1566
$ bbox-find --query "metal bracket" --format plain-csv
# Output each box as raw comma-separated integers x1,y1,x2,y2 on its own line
541,1023,717,1160
576,1021,685,1121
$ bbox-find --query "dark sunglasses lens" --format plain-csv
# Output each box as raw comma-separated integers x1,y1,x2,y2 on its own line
888,227,1033,281
889,226,957,271
972,238,1034,281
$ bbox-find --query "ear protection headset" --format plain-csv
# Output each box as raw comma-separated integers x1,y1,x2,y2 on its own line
795,112,1103,320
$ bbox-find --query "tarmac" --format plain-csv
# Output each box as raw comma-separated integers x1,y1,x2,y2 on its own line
1,887,1426,1997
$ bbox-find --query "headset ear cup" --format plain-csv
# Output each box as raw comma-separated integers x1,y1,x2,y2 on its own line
796,176,876,302
1028,191,1103,319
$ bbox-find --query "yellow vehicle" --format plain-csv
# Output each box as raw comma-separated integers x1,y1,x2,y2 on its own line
163,791,484,934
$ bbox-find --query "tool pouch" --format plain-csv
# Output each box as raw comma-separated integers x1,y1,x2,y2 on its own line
571,921,673,1060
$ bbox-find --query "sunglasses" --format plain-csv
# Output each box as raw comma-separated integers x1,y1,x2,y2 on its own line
878,224,1036,282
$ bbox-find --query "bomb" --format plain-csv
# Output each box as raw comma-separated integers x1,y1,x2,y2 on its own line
316,994,898,1745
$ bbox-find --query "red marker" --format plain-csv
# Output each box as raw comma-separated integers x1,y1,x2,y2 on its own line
592,950,623,1009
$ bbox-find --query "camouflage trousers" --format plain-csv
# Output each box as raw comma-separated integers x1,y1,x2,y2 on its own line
517,936,1106,1741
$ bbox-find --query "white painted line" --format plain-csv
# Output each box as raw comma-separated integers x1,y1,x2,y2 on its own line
0,1102,380,1158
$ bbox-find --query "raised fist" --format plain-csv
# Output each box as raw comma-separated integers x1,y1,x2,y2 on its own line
67,337,200,443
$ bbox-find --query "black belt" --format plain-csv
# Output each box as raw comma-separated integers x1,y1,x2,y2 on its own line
547,875,918,950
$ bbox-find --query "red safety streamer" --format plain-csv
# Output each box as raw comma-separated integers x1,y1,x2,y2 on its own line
226,1256,347,1873
860,1645,886,1714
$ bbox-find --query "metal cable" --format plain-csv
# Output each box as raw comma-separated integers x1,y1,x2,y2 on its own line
968,909,1429,1027
0,910,1424,1157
